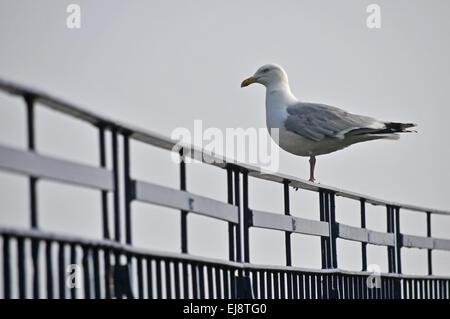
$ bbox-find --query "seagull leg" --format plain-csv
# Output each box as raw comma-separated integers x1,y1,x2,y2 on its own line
309,156,316,182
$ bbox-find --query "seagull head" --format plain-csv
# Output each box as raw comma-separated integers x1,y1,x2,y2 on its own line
241,64,288,88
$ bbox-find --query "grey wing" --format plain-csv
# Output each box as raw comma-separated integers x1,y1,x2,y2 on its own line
285,102,381,142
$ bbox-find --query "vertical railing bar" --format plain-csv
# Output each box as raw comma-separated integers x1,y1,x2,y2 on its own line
324,192,332,269
98,125,110,239
386,206,395,273
137,256,144,299
329,193,337,269
3,235,11,299
360,199,367,271
104,249,112,299
324,273,330,299
191,264,198,299
311,274,316,299
227,167,235,262
165,260,172,299
283,184,292,306
251,270,258,299
394,207,402,274
259,271,266,299
267,271,272,299
92,248,101,298
319,191,327,269
70,244,77,299
174,261,181,299
356,275,361,299
280,272,286,299
207,265,214,299
298,273,304,299
198,264,205,299
414,280,419,299
82,246,91,299
426,212,432,275
25,95,40,299
292,272,298,299
180,148,188,254
31,239,40,299
146,257,153,299
156,259,162,298
214,267,222,299
58,243,66,299
409,279,413,299
123,133,132,245
233,167,243,298
234,168,242,263
273,272,279,299
45,240,54,299
361,273,366,299
242,171,250,264
17,237,26,299
25,95,38,229
283,181,292,266
223,267,229,299
111,129,121,243
182,262,189,299
305,274,310,299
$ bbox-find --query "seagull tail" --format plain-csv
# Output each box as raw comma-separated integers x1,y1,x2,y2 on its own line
384,122,418,133
351,122,417,140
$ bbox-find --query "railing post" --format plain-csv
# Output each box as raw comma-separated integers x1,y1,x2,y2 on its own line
24,94,40,299
234,168,242,264
123,133,132,245
227,166,235,262
394,207,402,298
25,95,38,229
180,148,188,254
360,199,367,271
283,180,293,299
243,171,250,264
387,205,396,273
426,212,432,275
319,190,329,269
329,193,337,269
320,190,339,298
3,235,11,299
111,128,121,243
236,169,253,299
284,181,292,267
394,207,402,274
98,125,110,239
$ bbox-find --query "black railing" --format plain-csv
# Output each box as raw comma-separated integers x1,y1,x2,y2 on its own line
0,78,449,299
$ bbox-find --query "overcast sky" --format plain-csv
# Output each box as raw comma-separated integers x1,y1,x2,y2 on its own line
0,0,449,292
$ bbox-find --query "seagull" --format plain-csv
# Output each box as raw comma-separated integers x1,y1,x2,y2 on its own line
241,64,417,182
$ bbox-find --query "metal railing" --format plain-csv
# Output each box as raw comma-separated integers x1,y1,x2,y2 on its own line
0,78,449,299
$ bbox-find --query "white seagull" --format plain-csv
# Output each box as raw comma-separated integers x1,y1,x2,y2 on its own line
241,64,417,182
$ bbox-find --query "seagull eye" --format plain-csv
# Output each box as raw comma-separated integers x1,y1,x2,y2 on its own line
262,69,269,73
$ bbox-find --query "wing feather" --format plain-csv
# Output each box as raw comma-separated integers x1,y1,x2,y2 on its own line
285,102,380,141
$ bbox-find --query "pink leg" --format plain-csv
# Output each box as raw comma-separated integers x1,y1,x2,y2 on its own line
309,156,316,182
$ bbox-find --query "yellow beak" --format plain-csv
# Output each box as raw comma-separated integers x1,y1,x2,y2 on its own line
241,76,258,87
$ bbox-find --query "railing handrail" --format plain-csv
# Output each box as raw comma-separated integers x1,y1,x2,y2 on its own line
0,77,448,216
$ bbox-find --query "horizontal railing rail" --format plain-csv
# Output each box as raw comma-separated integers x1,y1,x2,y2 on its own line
0,78,449,299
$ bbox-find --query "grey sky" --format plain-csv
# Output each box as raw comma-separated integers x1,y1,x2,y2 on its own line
0,0,449,285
